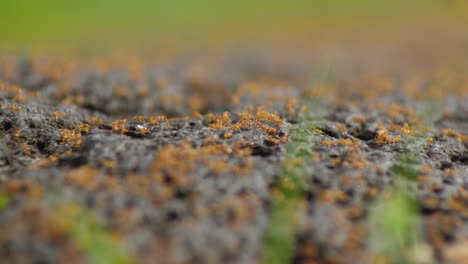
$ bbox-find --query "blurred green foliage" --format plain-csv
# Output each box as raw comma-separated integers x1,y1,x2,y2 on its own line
71,207,133,264
1,0,467,51
0,192,9,211
369,190,420,264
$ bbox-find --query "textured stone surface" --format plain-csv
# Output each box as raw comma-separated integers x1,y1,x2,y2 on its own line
0,54,467,263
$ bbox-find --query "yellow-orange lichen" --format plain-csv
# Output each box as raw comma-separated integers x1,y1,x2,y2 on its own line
65,166,99,191
132,115,148,122
50,111,67,118
112,119,127,133
90,116,104,126
376,128,402,144
20,142,31,155
209,112,231,129
336,124,347,132
61,129,83,148
148,115,167,126
440,129,468,142
5,105,22,111
12,129,22,140
350,116,367,123
256,109,283,125
2,179,43,198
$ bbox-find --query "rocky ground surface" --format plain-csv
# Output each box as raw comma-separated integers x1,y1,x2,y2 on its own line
0,54,467,263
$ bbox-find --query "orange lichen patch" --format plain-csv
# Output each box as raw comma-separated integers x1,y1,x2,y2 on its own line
421,196,439,209
112,119,127,133
346,207,365,221
137,126,150,134
255,108,283,125
330,157,341,166
29,156,57,169
266,135,280,145
338,138,353,145
316,189,348,204
374,165,385,176
443,168,458,176
211,196,250,229
311,127,325,135
74,94,85,105
75,124,91,133
365,187,379,199
0,83,29,102
376,128,402,144
20,142,31,155
298,243,320,258
125,174,154,196
100,176,122,193
336,124,347,132
2,179,43,198
206,159,228,173
400,123,416,135
151,140,255,187
11,129,22,140
429,184,444,193
439,129,468,142
203,135,220,145
50,111,67,118
416,175,431,184
420,165,433,174
321,138,354,147
209,112,231,129
350,116,367,123
253,119,278,135
5,105,22,111
351,158,369,170
132,115,148,122
191,112,203,119
100,159,116,169
232,160,255,175
61,129,83,148
389,123,415,135
210,109,283,134
223,132,233,139
237,112,253,120
321,139,337,147
447,196,464,212
426,137,435,144
148,115,167,126
65,166,99,191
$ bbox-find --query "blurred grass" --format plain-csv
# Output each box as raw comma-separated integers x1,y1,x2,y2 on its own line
0,192,9,211
369,190,420,264
1,0,468,52
53,202,133,264
262,95,330,264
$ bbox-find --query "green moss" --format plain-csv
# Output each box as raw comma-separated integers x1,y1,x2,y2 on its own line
0,192,9,211
369,190,420,264
261,95,329,264
70,207,133,264
369,99,445,264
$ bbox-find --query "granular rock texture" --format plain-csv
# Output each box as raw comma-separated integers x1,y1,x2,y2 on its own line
0,53,467,264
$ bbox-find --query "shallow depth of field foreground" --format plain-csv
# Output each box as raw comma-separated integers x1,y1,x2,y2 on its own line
0,1,468,264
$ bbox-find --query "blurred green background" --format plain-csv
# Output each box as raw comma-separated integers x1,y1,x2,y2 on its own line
1,0,467,53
